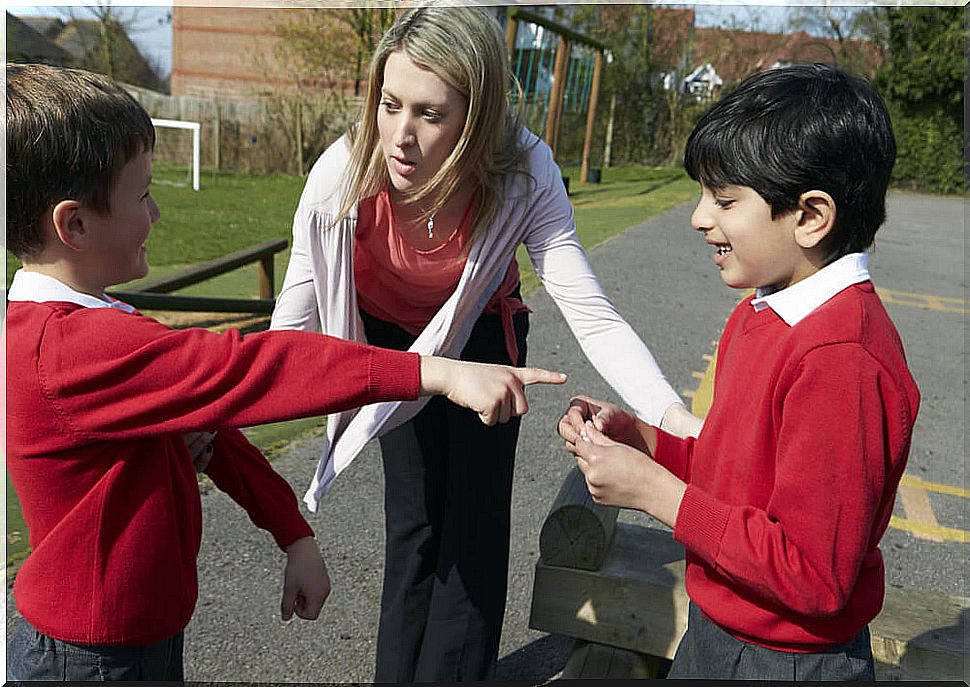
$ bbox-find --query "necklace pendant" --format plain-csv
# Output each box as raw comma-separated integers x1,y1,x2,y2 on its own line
427,216,435,239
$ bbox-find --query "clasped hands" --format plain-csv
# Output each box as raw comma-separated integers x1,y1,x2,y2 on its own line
557,396,687,529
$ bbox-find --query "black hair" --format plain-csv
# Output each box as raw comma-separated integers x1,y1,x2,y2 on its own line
6,63,156,259
684,63,896,260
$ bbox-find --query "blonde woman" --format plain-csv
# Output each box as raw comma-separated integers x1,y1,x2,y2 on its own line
271,6,701,681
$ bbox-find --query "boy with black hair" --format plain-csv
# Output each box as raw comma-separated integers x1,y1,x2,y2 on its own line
559,63,920,680
4,62,564,681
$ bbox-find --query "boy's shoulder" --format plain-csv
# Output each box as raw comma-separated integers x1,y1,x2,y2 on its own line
731,282,910,372
801,282,901,350
7,300,174,360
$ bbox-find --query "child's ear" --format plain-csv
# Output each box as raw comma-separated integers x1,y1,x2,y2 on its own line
49,200,91,252
793,190,835,250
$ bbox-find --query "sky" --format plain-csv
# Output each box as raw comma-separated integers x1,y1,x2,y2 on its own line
4,3,856,80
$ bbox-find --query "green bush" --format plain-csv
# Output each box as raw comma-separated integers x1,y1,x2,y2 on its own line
888,105,964,195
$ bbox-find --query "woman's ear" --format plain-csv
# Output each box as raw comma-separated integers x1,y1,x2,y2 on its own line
793,190,836,250
49,200,90,253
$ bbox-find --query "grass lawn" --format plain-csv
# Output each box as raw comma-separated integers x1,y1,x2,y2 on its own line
5,163,697,575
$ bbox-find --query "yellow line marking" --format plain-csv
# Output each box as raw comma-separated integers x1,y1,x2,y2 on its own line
876,287,968,313
897,485,944,542
888,516,969,544
689,349,717,420
900,474,970,499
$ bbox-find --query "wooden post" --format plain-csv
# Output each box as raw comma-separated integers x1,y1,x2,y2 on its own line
213,100,221,174
603,93,616,168
538,466,618,570
580,50,603,183
295,99,304,176
544,36,569,157
258,254,274,300
505,15,517,62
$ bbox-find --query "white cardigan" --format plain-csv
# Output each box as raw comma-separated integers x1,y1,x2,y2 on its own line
272,130,682,511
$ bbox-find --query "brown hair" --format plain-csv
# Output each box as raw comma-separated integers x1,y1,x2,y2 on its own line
336,5,532,245
5,63,155,259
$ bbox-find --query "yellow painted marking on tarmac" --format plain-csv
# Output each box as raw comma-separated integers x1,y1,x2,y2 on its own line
900,474,970,499
689,348,717,420
888,516,969,544
876,287,968,313
897,485,944,542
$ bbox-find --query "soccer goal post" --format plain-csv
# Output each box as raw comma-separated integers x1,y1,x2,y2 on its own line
151,118,201,191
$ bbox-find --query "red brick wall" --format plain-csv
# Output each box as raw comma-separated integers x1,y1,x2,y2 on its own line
172,7,337,99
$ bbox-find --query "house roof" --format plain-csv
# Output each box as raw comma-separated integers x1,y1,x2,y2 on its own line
6,12,73,65
18,15,65,39
690,27,886,85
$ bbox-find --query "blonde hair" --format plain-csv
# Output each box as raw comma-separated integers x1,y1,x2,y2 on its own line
336,5,531,245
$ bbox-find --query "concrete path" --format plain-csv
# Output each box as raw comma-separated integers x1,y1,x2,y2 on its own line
6,191,965,681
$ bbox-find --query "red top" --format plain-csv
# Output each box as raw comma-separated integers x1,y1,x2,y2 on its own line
4,300,420,645
655,283,919,651
354,188,529,363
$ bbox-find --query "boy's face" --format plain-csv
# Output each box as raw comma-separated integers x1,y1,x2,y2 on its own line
690,185,815,291
87,150,159,288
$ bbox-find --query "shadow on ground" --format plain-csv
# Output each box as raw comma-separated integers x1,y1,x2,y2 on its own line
495,634,574,681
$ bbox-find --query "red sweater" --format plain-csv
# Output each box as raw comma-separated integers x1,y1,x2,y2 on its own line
655,283,919,651
4,300,420,645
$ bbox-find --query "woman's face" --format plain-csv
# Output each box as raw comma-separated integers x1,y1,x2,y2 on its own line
377,50,469,197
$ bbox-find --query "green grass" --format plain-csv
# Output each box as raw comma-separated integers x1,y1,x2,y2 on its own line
5,163,696,575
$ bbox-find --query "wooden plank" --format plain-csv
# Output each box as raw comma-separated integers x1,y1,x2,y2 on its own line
132,238,288,294
108,291,276,314
531,523,688,659
530,523,969,680
538,466,618,570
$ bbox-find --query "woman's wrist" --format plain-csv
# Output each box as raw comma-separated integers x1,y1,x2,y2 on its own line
659,402,704,439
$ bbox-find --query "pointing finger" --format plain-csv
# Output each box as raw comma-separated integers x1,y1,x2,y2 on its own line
515,367,567,386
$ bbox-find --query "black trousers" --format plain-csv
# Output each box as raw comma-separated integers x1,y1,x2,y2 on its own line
360,305,529,683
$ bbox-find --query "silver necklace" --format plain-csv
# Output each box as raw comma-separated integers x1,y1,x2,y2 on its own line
427,215,435,239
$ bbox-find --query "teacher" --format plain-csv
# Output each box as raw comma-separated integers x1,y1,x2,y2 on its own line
271,5,701,681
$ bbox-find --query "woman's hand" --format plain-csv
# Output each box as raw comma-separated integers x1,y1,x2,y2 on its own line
419,356,566,425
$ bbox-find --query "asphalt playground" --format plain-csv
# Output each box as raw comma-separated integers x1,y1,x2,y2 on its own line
5,191,965,681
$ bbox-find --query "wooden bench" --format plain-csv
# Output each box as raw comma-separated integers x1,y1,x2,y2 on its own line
109,238,287,314
529,467,968,680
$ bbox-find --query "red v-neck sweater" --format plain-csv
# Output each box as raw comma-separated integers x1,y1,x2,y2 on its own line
655,282,920,651
4,300,420,645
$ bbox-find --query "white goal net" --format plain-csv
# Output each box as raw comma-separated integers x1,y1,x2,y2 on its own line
151,118,200,191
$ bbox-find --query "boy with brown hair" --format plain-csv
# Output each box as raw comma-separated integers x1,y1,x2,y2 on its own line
4,62,563,681
559,64,920,680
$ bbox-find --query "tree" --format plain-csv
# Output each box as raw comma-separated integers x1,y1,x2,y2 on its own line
570,6,702,166
59,2,166,90
874,6,965,193
787,5,887,78
274,7,397,97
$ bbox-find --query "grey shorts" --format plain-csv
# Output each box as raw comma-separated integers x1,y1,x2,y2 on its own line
668,602,875,681
6,616,184,682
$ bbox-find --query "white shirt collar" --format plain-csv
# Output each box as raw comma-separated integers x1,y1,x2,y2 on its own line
751,252,870,326
7,270,136,313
